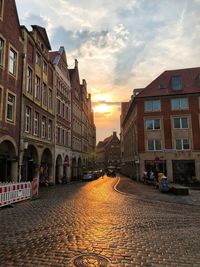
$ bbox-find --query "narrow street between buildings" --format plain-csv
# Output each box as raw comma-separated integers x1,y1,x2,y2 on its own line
1,175,200,267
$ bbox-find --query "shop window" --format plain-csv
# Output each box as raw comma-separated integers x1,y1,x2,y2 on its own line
146,119,160,130
6,92,16,123
175,139,190,150
171,98,188,110
9,47,18,76
173,117,188,129
34,111,39,136
145,100,160,112
147,139,161,151
26,67,33,94
25,106,31,133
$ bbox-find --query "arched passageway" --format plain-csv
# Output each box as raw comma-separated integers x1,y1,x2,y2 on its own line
55,155,62,184
0,140,17,182
21,145,38,182
71,158,77,181
77,157,82,180
40,148,53,184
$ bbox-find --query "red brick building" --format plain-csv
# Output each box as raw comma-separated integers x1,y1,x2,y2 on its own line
96,131,120,171
121,67,200,183
0,0,23,182
20,25,55,183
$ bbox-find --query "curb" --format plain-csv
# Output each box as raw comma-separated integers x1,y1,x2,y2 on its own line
113,176,200,207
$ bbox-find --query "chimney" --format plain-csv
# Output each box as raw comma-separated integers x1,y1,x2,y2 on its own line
75,59,78,68
113,131,117,136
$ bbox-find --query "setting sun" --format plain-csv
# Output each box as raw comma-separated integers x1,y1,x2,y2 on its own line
93,104,110,114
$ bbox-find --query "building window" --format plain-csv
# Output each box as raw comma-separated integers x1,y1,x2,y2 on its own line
65,131,69,146
146,119,160,130
48,120,52,140
43,61,47,74
25,106,31,133
171,75,182,91
27,67,33,94
42,82,47,106
66,106,69,120
148,139,161,151
62,102,65,117
41,116,46,138
57,127,61,144
34,111,39,136
57,99,61,114
36,52,41,66
176,139,190,150
34,75,40,100
0,0,4,19
173,117,188,129
145,100,160,112
9,47,17,76
6,93,15,122
62,129,65,144
171,98,188,110
0,37,5,66
48,88,52,109
0,87,2,119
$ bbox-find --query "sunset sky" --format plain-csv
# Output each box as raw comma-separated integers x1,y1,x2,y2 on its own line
16,0,200,143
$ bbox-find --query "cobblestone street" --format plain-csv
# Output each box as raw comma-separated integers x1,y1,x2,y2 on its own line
1,176,200,267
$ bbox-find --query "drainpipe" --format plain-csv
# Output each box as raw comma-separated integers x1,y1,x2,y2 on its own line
18,52,26,182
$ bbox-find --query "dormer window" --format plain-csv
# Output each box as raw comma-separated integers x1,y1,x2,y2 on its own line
171,75,182,91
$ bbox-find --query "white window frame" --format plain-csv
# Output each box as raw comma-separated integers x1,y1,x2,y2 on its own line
9,47,17,76
0,36,5,66
34,111,39,136
42,82,47,106
6,93,15,122
25,106,31,133
145,119,160,130
145,100,161,112
171,98,188,110
41,116,46,138
27,67,33,94
173,117,188,129
48,120,52,140
147,139,162,151
34,75,40,100
175,139,190,150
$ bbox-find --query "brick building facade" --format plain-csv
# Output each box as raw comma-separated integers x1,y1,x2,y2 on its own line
121,67,200,183
0,0,23,182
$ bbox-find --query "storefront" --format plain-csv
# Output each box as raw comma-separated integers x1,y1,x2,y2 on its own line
144,160,167,179
172,160,195,184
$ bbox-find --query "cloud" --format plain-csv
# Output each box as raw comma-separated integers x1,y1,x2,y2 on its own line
15,0,200,142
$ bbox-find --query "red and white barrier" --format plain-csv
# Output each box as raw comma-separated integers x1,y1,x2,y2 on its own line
0,182,31,208
32,177,39,197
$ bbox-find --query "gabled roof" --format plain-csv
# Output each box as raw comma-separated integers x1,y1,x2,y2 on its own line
31,25,51,50
137,67,200,98
49,51,59,64
50,46,68,66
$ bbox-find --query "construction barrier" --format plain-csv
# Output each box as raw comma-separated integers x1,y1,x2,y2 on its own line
32,177,39,197
0,182,31,208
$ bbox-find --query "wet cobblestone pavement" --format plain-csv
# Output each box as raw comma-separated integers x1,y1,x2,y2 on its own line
1,175,200,267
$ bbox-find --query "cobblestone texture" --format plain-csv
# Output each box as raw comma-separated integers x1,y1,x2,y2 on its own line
1,175,200,267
